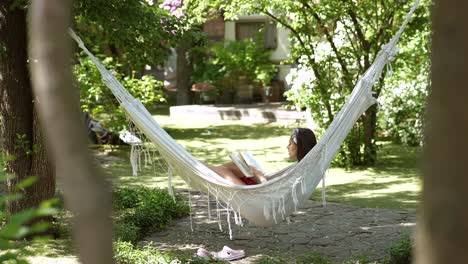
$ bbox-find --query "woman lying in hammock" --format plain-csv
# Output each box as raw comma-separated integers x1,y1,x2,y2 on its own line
207,128,317,185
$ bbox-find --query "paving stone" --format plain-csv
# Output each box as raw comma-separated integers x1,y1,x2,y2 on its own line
272,229,291,235
144,190,417,263
233,240,249,245
234,234,253,240
291,237,311,245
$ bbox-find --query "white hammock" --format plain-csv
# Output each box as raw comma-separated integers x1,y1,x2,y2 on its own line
70,0,419,233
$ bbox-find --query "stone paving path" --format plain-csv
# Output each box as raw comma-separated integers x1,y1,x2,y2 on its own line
145,191,416,263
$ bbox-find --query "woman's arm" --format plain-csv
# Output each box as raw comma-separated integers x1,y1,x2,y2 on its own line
222,162,267,184
250,167,267,184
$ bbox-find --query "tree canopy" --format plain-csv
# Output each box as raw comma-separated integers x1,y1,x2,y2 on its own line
185,0,431,165
73,0,186,71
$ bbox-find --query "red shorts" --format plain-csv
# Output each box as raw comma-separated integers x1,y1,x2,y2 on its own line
240,176,257,185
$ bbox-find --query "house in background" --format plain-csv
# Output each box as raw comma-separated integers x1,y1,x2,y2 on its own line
164,14,294,104
204,15,294,102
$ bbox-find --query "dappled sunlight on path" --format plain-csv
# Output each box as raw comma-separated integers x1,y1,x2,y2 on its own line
145,190,416,263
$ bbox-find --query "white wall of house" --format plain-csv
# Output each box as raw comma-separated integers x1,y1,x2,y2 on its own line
224,21,236,41
270,27,291,63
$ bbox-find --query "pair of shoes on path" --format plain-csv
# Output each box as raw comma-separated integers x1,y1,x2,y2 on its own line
195,246,245,261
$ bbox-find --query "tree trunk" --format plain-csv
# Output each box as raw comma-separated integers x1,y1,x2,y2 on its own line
29,0,113,263
0,1,55,214
176,39,193,105
30,109,55,206
347,127,362,166
414,1,468,263
363,104,377,165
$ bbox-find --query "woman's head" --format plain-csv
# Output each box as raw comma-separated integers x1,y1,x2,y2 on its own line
288,128,317,161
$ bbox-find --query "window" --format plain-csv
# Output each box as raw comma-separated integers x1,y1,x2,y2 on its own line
235,21,277,49
203,17,225,41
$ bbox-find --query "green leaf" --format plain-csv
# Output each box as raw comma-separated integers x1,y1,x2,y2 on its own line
0,193,23,204
0,223,20,238
36,207,58,217
0,252,20,262
0,223,30,239
3,154,17,162
29,222,51,234
15,176,38,189
14,226,30,239
32,235,53,244
9,208,37,226
17,259,31,264
0,172,16,182
39,198,58,208
0,238,13,250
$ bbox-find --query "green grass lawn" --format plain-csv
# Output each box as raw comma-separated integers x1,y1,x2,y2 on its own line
310,142,422,211
3,108,421,263
101,110,422,212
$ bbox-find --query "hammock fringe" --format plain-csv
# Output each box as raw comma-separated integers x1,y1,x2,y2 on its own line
68,0,420,235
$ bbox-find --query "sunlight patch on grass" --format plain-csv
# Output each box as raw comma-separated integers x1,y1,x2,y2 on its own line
313,163,421,210
101,113,422,211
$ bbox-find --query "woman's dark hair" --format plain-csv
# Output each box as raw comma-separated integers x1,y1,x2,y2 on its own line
291,128,317,161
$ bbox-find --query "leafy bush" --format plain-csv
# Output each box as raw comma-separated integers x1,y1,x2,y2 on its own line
113,187,143,210
114,240,225,264
74,54,166,134
378,78,428,146
0,175,57,263
343,255,378,264
256,256,284,264
295,251,331,264
114,222,140,245
113,187,189,243
191,45,225,86
211,38,277,87
114,240,170,264
383,233,413,264
192,35,277,88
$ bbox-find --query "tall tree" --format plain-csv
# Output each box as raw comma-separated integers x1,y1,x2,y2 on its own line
176,37,194,105
186,0,430,165
29,0,113,263
415,0,468,263
0,1,55,214
73,0,184,73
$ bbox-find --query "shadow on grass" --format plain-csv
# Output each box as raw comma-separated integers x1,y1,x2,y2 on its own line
311,142,422,211
30,238,75,258
311,181,420,211
99,128,422,211
164,124,291,142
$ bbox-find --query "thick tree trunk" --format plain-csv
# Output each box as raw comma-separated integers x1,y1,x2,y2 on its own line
347,127,362,166
0,1,55,214
414,1,468,263
176,40,193,105
363,105,377,165
30,109,55,206
29,0,113,263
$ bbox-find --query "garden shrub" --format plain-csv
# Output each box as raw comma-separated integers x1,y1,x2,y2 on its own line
113,187,189,243
210,37,277,87
191,35,278,103
114,240,169,264
74,55,166,135
343,255,378,264
0,175,57,263
112,187,143,210
256,256,284,264
114,222,140,245
383,233,412,264
114,240,225,264
295,251,330,264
